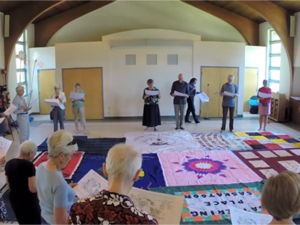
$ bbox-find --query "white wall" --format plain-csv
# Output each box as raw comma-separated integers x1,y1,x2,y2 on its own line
28,47,56,112
0,13,4,70
193,41,245,115
245,46,267,88
259,22,291,98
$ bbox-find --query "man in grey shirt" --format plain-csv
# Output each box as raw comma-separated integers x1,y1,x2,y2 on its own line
220,75,238,132
170,74,189,130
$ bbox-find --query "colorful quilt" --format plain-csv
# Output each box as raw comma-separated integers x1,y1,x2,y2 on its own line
234,149,300,179
235,132,300,150
193,133,252,151
150,182,265,223
158,151,262,186
72,154,166,189
125,131,200,153
34,152,84,179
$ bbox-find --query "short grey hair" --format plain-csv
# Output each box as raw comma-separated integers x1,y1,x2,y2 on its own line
15,85,24,92
20,141,37,156
47,130,78,158
54,84,61,89
228,74,234,79
106,144,142,180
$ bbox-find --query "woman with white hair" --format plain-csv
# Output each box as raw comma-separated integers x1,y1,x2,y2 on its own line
70,83,87,134
36,130,78,225
50,84,66,132
5,141,40,224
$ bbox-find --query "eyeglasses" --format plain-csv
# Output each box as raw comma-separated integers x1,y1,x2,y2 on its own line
67,138,77,146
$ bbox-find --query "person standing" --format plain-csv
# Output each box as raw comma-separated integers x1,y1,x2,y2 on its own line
142,79,161,131
185,78,200,124
5,141,41,224
50,84,66,132
170,74,189,130
70,83,87,134
258,80,272,131
220,75,238,132
13,86,31,144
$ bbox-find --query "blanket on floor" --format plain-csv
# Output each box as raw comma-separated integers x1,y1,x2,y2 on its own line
158,151,262,186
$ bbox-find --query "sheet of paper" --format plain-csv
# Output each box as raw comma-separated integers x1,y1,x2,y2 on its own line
224,91,236,97
258,92,272,98
44,99,61,107
128,188,184,225
4,104,17,116
230,207,272,225
145,90,159,96
0,137,12,158
174,91,189,98
291,96,300,101
70,92,85,100
28,99,38,108
198,92,209,102
74,169,108,199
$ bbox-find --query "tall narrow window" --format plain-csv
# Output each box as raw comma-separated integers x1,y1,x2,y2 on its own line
15,32,27,96
268,29,281,93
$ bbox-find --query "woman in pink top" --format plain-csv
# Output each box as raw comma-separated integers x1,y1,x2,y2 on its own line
257,80,272,131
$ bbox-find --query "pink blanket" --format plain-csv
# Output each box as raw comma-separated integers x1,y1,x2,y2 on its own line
158,150,262,186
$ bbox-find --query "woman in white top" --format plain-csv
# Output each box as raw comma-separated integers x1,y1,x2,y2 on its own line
50,84,66,132
70,83,87,134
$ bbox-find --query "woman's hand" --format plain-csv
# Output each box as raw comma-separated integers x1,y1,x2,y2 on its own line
0,156,6,165
69,183,78,188
58,98,62,102
144,95,149,99
158,94,161,99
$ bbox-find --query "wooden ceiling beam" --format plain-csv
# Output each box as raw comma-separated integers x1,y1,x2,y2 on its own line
240,1,294,72
35,1,114,47
4,1,65,70
183,1,259,45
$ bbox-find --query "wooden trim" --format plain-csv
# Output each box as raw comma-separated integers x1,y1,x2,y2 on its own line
4,1,65,71
35,1,114,47
182,1,259,45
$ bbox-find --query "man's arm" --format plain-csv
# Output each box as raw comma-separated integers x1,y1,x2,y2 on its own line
170,82,175,96
219,85,225,96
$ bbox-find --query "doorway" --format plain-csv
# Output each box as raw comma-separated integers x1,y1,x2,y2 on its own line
38,70,56,115
243,68,259,112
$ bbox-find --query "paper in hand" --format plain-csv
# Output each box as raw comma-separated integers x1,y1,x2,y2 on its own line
29,99,38,108
230,207,272,225
4,104,17,116
44,99,61,107
70,92,85,100
198,92,209,102
0,137,12,158
224,91,236,97
174,91,189,98
258,92,272,99
145,90,159,96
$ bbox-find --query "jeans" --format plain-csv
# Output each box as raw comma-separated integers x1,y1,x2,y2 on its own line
221,106,235,131
185,97,198,122
52,107,64,132
174,104,185,128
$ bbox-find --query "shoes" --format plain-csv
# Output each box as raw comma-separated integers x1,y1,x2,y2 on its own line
195,121,200,124
180,127,184,130
175,127,179,130
5,131,11,135
220,130,225,133
230,130,234,133
185,120,191,123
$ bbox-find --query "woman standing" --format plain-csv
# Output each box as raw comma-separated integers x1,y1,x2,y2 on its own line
36,130,78,224
51,84,66,132
185,78,200,124
142,79,161,131
70,83,87,134
5,141,40,224
258,79,272,131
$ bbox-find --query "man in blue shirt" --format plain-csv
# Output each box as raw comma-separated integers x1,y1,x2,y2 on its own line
220,75,238,132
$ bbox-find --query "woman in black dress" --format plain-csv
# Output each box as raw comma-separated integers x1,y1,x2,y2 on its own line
142,79,161,131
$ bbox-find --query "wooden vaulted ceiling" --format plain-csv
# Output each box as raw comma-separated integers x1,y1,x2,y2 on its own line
0,0,299,74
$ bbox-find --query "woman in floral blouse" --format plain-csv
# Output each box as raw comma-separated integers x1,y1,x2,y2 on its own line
142,79,161,131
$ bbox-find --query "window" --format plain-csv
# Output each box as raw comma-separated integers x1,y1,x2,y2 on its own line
147,54,157,65
268,29,281,92
167,54,178,65
125,54,136,65
15,32,27,96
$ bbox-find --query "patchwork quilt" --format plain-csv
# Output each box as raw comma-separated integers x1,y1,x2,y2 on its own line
125,131,200,153
34,152,84,179
235,132,300,150
150,182,266,223
158,151,262,186
193,133,252,151
234,149,300,179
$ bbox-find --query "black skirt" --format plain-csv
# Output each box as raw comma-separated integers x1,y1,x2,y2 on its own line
142,104,161,127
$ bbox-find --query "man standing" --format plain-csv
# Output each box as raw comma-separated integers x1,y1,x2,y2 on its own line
220,75,238,132
13,86,31,143
170,74,189,130
185,78,200,124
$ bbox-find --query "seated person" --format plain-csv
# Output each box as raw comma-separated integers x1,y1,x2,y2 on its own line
261,171,300,225
69,144,158,224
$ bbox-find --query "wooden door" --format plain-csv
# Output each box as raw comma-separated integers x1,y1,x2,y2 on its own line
38,70,56,115
201,68,221,118
63,68,103,120
218,68,239,117
243,68,258,111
